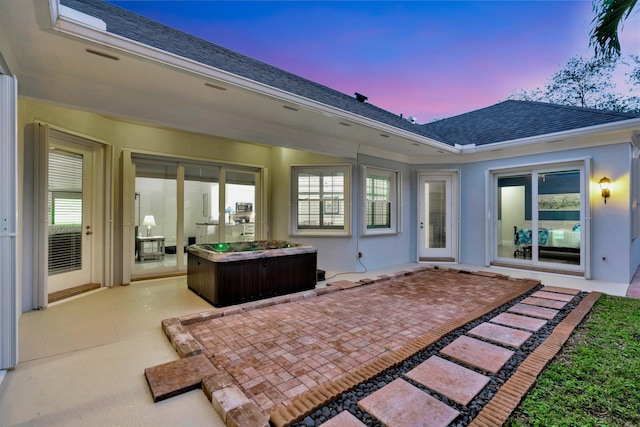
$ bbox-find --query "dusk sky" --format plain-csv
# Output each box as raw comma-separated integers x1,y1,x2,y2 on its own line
107,1,640,123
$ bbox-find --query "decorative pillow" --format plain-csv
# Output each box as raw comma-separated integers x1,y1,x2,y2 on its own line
572,223,581,232
538,229,549,245
515,228,532,244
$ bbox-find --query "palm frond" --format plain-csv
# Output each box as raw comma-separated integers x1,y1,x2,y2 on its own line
590,0,638,59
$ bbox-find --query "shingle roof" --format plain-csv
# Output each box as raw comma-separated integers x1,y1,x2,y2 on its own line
62,0,442,140
421,100,640,146
62,1,640,147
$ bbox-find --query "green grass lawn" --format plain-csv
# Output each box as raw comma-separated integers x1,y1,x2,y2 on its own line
506,295,640,427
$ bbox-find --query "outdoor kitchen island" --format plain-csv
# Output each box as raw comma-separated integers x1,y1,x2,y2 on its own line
186,241,317,307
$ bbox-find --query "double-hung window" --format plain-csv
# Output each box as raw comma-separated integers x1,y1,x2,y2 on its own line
362,166,400,235
292,165,351,236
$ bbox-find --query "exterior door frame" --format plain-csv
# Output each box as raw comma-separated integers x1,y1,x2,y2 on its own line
34,123,112,309
417,170,460,262
487,158,591,278
0,74,18,370
122,151,266,283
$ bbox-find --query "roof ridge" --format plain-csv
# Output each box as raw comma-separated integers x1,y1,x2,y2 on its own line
507,99,640,119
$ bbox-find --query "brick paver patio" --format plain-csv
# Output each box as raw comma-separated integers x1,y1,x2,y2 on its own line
186,269,536,414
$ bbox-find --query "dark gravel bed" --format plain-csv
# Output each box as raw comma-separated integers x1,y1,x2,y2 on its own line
291,284,588,427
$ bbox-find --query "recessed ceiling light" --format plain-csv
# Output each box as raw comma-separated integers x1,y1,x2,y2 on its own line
85,49,119,61
339,122,351,127
380,134,389,138
204,82,227,91
282,105,299,111
437,150,444,154
412,143,420,147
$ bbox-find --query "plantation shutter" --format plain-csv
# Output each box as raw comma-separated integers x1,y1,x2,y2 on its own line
48,150,83,274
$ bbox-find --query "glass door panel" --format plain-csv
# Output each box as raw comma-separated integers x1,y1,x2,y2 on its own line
184,165,220,267
498,174,532,260
418,174,454,260
496,168,583,271
224,170,256,242
537,170,581,266
47,146,92,293
134,162,177,273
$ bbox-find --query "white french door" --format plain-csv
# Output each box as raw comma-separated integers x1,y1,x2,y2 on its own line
33,124,109,308
418,172,458,261
46,137,98,293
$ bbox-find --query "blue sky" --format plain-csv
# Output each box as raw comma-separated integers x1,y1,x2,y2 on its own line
107,1,639,122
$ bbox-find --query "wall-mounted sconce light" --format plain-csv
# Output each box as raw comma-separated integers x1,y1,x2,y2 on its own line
599,177,611,204
142,215,156,236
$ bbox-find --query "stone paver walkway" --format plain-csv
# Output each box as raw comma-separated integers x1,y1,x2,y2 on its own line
185,267,537,415
318,285,590,427
147,267,602,427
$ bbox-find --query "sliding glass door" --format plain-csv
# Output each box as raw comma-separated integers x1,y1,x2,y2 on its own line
129,154,262,279
223,170,257,242
134,162,178,275
495,164,585,274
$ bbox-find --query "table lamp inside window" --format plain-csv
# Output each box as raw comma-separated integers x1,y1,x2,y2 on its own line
142,215,156,236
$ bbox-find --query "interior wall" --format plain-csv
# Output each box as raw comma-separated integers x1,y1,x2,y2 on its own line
500,186,525,246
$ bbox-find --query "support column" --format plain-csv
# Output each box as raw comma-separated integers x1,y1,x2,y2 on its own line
0,74,18,370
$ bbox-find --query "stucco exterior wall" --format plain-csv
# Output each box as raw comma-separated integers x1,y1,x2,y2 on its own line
18,98,275,311
268,150,415,274
16,98,639,313
454,143,634,283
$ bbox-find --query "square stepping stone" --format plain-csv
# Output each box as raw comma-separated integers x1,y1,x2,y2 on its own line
320,411,367,427
468,322,532,348
145,354,217,402
490,312,547,332
531,290,574,302
405,356,490,405
521,296,567,309
440,336,514,374
508,303,559,320
541,285,581,295
358,379,459,427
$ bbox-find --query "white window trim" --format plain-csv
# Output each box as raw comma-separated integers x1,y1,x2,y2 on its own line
291,164,351,237
361,165,401,236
